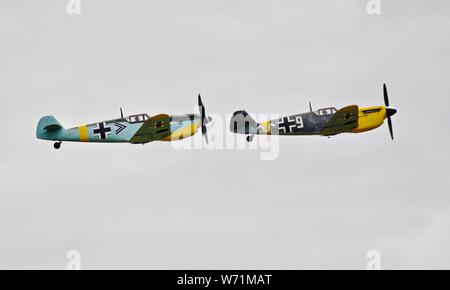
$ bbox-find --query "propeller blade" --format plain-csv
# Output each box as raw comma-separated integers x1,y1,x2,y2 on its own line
387,116,394,140
198,94,204,110
203,130,209,144
198,94,205,126
198,94,209,143
383,83,389,107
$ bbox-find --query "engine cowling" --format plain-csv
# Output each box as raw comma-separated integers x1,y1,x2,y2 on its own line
351,106,386,133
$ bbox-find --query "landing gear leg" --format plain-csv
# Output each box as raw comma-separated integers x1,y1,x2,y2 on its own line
246,135,254,142
54,142,62,149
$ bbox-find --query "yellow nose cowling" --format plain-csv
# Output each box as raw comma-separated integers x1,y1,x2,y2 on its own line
351,106,386,133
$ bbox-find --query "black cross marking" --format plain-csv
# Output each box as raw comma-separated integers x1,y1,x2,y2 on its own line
93,122,112,140
278,117,297,133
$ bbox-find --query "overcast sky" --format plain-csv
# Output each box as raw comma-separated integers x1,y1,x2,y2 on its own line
1,0,449,269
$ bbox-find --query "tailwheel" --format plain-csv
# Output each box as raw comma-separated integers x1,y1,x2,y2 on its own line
246,135,254,142
54,142,62,149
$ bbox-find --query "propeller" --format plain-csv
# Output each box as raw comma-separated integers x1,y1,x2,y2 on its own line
198,94,209,144
383,83,397,140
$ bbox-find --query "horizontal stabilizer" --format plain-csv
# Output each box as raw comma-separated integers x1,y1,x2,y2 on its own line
43,123,63,131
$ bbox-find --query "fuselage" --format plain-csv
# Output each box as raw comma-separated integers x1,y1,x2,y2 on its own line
256,105,389,136
37,113,203,143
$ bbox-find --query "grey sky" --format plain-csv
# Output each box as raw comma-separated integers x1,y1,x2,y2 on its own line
0,0,449,269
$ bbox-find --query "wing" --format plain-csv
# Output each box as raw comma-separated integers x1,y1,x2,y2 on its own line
320,105,359,136
129,114,171,144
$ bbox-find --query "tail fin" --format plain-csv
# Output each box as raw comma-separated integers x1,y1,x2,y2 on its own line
229,110,259,134
36,116,64,139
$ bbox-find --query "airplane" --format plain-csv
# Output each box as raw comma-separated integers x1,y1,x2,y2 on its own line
230,84,397,142
36,95,212,149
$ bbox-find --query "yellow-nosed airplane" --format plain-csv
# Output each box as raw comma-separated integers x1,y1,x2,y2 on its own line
37,95,212,149
230,84,397,142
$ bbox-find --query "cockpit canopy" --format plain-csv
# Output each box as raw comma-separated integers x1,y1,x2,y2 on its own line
127,114,150,123
315,107,337,116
